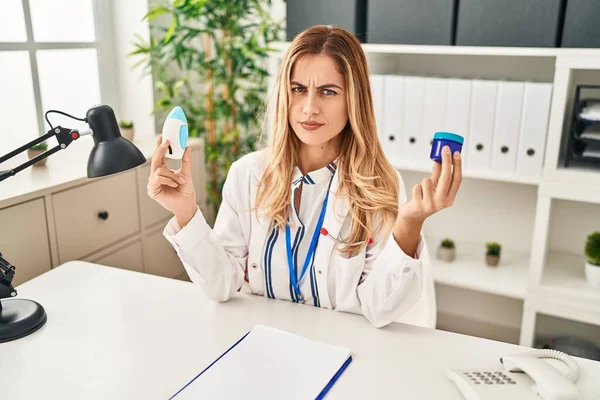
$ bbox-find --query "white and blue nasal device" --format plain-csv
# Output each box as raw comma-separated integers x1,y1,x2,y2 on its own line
161,106,188,159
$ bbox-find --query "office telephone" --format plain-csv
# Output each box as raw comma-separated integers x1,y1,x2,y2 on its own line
447,349,580,400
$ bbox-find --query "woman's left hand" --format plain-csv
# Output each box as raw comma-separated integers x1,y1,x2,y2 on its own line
397,145,462,225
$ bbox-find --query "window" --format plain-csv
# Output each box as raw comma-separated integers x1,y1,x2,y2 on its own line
0,0,115,156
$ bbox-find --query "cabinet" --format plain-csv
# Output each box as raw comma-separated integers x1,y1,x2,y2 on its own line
0,198,52,286
89,240,144,273
143,228,186,279
0,137,206,287
52,170,140,263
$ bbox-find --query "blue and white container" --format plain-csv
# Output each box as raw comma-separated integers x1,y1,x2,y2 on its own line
430,132,464,163
161,106,188,159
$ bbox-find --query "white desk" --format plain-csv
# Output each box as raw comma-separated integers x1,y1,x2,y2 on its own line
3,262,600,399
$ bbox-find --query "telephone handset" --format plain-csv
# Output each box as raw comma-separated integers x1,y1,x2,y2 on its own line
447,349,580,400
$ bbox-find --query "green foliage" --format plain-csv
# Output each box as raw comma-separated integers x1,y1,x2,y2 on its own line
486,242,502,257
119,120,134,129
440,238,455,249
130,0,283,215
585,231,600,266
30,141,48,151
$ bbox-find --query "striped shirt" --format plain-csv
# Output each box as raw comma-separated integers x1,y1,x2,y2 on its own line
262,161,337,306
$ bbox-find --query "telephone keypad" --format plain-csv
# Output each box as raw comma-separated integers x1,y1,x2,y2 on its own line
462,371,517,385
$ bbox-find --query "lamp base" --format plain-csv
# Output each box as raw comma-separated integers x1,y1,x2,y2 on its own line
0,298,47,343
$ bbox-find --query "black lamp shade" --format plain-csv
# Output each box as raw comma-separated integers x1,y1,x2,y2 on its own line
85,105,146,178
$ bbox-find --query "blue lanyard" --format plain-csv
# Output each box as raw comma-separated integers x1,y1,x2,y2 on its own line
285,182,331,302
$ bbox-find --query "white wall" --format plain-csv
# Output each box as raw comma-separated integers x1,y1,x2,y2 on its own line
110,0,155,138
549,199,600,255
271,0,286,22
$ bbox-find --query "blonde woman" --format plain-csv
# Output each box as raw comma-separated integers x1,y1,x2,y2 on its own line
148,26,462,328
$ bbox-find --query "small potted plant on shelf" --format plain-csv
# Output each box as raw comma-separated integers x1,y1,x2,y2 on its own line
27,141,48,167
437,238,456,262
119,120,134,141
485,242,501,267
584,231,600,288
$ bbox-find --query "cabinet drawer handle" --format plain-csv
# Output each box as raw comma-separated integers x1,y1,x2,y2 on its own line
501,146,509,154
97,211,109,220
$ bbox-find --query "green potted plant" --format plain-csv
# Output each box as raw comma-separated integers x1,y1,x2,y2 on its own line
27,141,48,167
485,242,502,267
119,120,135,141
585,231,600,288
437,238,456,262
131,0,283,218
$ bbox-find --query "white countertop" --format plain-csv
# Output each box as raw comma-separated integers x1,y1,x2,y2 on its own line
3,262,600,399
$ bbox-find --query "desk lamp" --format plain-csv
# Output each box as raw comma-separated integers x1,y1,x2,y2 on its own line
0,105,146,343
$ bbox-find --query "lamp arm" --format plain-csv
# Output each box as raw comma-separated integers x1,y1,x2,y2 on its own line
0,129,56,164
0,127,91,183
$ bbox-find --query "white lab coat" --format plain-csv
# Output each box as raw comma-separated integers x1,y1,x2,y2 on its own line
163,150,436,328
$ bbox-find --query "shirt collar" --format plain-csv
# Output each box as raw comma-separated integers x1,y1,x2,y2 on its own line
292,160,338,187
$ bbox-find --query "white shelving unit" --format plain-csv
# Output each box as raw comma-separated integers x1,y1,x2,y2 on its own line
268,42,600,348
430,242,530,300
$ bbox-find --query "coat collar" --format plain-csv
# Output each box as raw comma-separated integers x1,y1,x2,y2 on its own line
249,149,351,243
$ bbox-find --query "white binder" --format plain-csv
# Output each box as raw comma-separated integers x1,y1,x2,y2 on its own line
491,81,524,174
516,82,553,177
445,78,472,146
467,80,498,171
370,74,385,137
381,75,404,165
423,77,448,159
402,76,426,165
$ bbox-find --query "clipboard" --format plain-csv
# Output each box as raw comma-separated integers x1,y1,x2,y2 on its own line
170,325,353,400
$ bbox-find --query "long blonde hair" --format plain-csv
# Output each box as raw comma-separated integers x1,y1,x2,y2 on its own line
256,25,399,255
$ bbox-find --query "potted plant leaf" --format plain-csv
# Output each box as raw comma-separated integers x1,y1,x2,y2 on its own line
437,238,456,262
27,141,48,167
584,231,600,288
131,0,283,219
485,242,501,267
119,120,134,141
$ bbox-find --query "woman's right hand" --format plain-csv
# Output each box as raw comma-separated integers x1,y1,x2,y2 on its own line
147,135,198,228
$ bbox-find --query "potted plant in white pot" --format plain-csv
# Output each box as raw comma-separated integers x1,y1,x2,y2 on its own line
584,231,600,288
437,238,456,262
27,141,48,167
119,120,134,141
485,242,501,267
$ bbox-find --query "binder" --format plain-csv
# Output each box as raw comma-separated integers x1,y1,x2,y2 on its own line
402,76,427,165
467,80,498,171
381,75,404,165
423,77,448,158
491,81,524,174
170,325,353,400
516,82,553,177
371,74,385,136
444,78,472,151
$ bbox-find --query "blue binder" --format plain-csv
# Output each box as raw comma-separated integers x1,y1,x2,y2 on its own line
170,329,353,399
